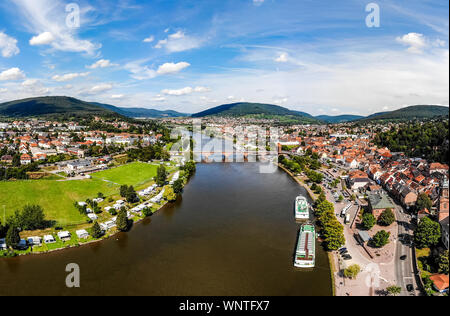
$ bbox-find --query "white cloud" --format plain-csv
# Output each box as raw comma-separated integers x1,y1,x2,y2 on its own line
253,0,264,6
151,95,166,102
0,32,20,58
0,68,25,81
22,79,38,87
161,86,210,96
275,52,288,63
194,86,211,93
29,31,55,46
21,78,49,94
143,35,154,43
273,97,289,104
89,83,113,94
157,62,191,75
125,60,190,80
396,33,427,53
52,72,90,82
161,87,193,96
14,0,101,55
87,59,117,69
0,88,8,93
111,94,124,99
155,31,202,53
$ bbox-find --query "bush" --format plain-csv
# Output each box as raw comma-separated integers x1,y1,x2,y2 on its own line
372,230,390,248
142,207,152,217
362,213,376,230
344,264,361,279
415,217,441,249
378,208,395,226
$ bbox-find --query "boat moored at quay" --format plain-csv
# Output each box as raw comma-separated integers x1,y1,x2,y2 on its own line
295,195,310,220
294,223,316,268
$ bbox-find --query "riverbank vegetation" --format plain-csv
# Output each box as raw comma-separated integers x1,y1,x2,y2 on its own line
314,192,346,251
1,159,196,257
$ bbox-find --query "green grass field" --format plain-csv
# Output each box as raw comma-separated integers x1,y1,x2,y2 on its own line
0,162,163,227
91,162,160,187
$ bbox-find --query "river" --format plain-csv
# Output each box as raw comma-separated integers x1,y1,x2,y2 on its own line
0,162,331,296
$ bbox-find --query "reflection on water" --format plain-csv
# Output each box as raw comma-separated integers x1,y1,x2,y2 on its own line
0,163,331,296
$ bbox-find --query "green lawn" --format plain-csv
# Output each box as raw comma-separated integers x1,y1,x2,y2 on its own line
91,162,160,187
0,162,163,227
0,178,117,226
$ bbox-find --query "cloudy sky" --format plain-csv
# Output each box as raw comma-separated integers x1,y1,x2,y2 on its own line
0,0,448,115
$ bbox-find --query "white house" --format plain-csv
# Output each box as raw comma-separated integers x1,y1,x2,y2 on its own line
44,235,56,244
57,231,71,241
88,213,98,221
0,239,6,250
76,230,89,239
27,236,42,246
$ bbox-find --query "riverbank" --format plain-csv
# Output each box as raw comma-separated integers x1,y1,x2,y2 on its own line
277,163,336,296
1,166,189,258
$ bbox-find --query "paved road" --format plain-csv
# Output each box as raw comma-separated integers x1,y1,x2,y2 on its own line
394,206,420,296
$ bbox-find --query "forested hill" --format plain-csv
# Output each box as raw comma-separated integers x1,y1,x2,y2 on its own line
361,105,448,122
373,120,449,163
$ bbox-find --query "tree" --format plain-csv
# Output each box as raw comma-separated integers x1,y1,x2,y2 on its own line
142,207,152,217
126,185,138,203
338,195,344,202
120,185,128,198
414,217,441,249
322,219,346,251
91,222,103,239
344,264,361,279
315,200,334,218
5,225,20,249
437,250,449,275
164,186,177,202
173,179,184,194
362,213,376,230
8,205,47,231
372,230,390,248
416,193,432,212
182,161,196,178
386,285,402,296
156,165,167,186
116,208,129,232
378,208,396,226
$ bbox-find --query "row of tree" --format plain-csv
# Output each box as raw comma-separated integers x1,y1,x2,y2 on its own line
0,162,40,180
314,193,346,251
0,205,49,250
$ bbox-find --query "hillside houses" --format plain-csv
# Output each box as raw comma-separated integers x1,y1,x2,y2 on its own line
276,127,449,213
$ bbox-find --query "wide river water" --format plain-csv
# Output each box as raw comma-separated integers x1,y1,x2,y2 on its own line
0,162,331,296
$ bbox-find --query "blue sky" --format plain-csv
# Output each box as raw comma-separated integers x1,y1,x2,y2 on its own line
0,0,448,115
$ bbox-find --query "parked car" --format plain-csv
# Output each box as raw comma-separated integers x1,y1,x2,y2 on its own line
400,255,407,260
406,284,414,292
342,255,352,260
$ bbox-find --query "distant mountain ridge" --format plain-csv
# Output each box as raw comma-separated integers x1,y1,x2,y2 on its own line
192,102,320,124
0,96,188,119
315,114,364,123
0,96,118,118
91,102,188,118
0,97,447,122
359,105,448,122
